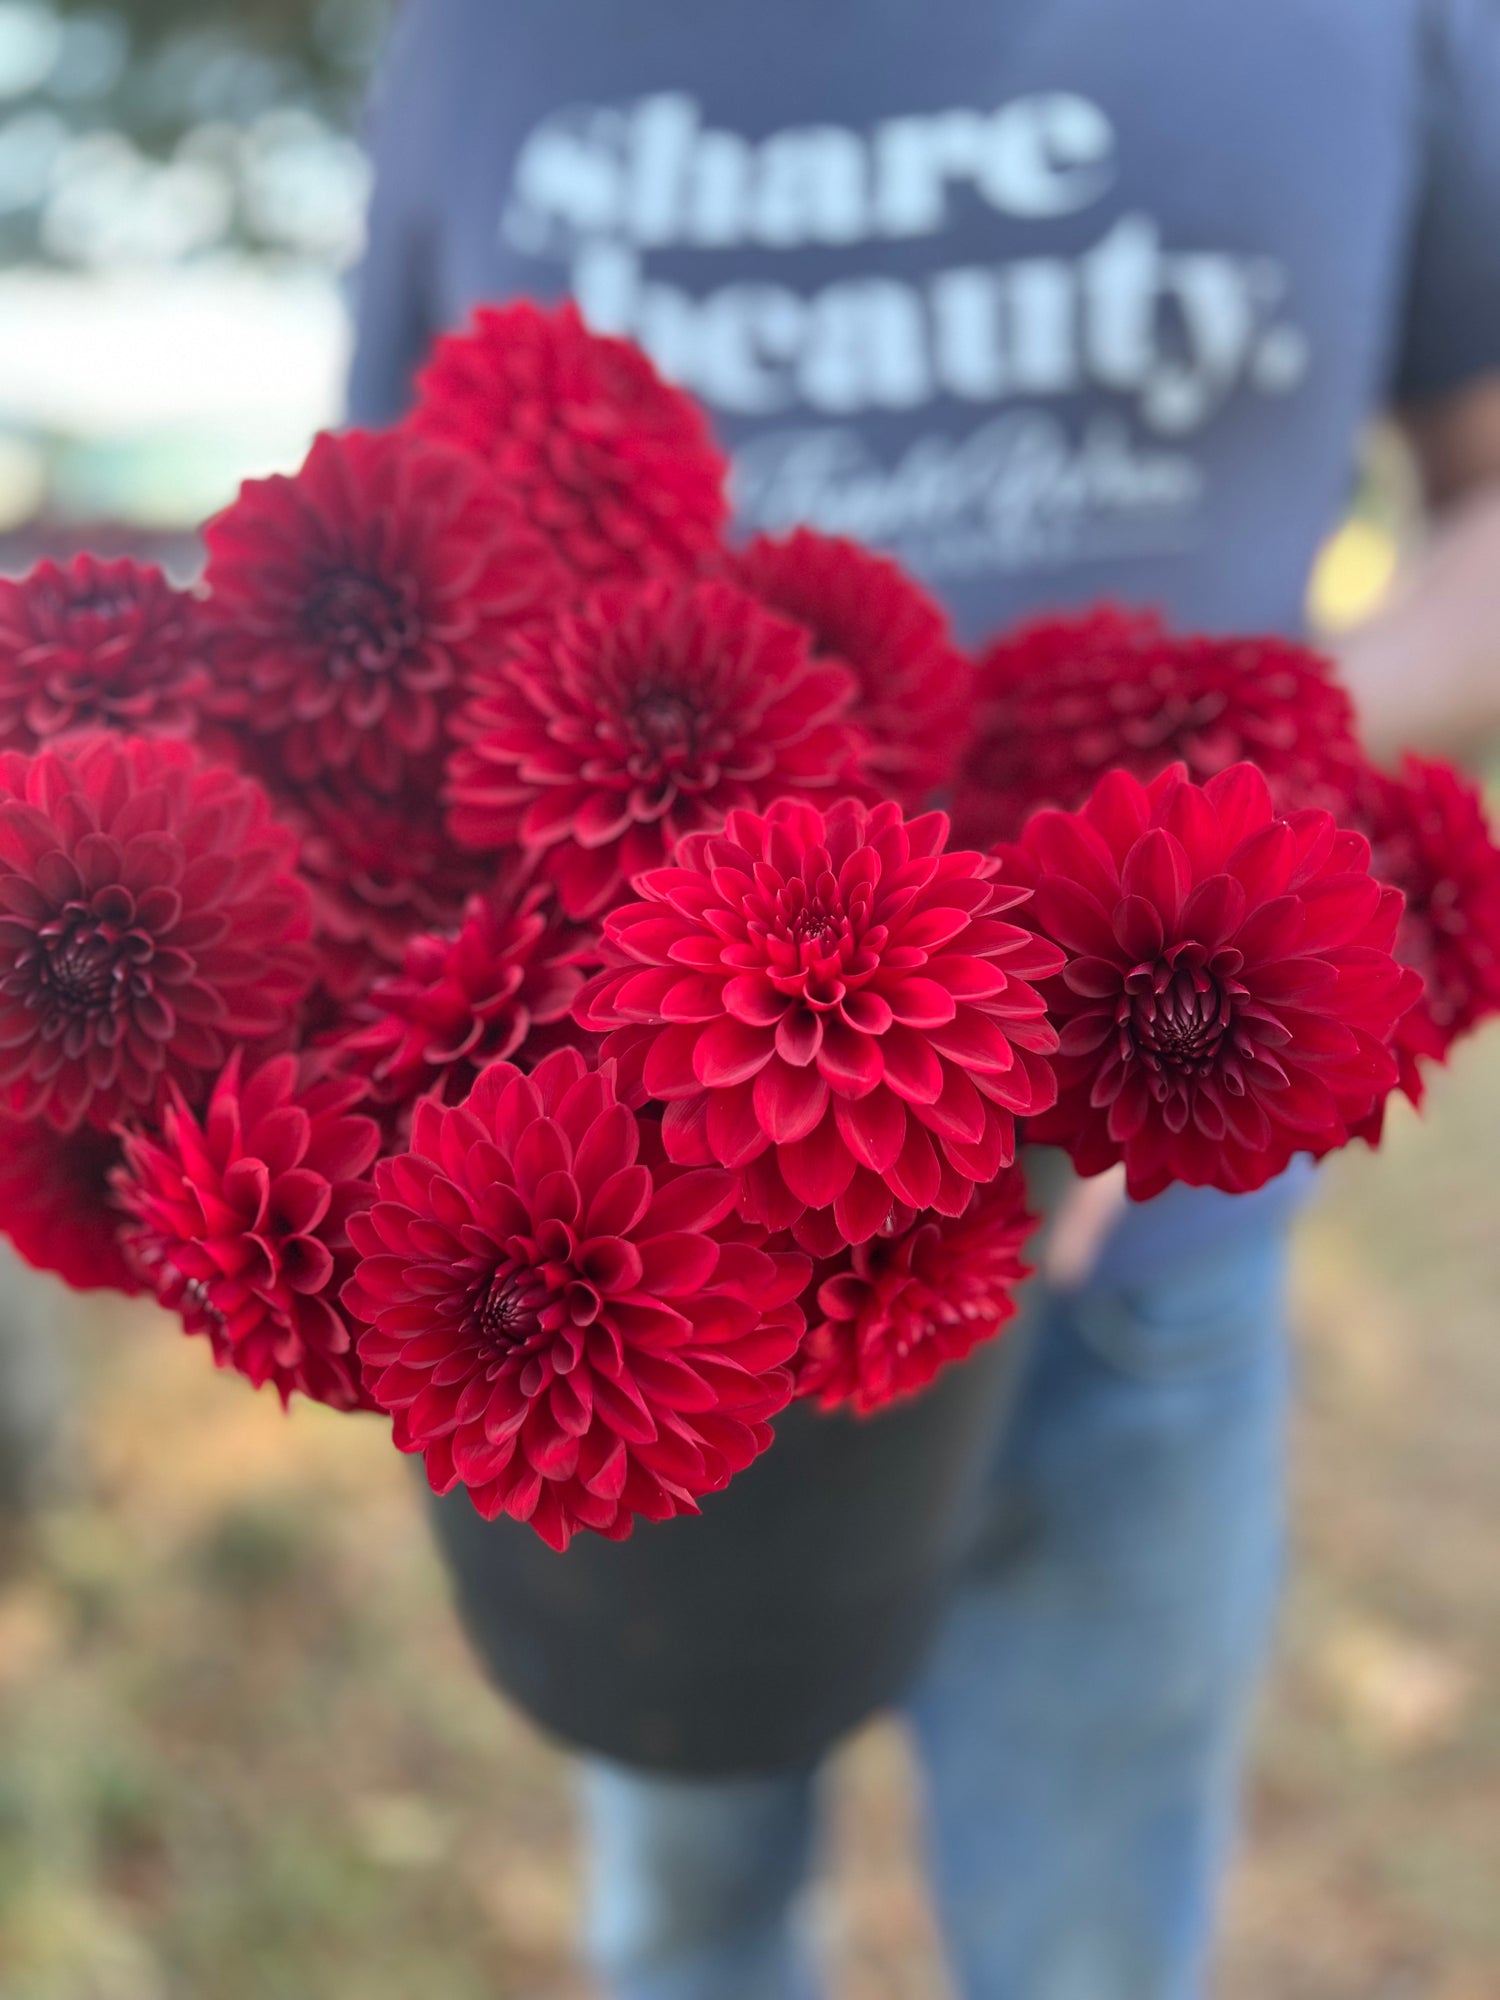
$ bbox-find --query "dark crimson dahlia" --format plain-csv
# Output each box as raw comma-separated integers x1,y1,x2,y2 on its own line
446,577,873,918
202,428,563,799
412,301,729,581
331,882,589,1116
0,1116,137,1293
1005,763,1421,1199
951,608,1364,848
795,1167,1037,1416
0,554,209,753
115,1051,380,1411
576,797,1062,1244
342,1047,809,1550
731,529,973,810
1355,755,1500,1115
0,736,315,1132
292,765,491,1001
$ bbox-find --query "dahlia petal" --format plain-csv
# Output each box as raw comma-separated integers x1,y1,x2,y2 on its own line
753,1057,830,1144
832,1165,900,1244
1205,762,1277,846
1121,828,1191,927
816,1018,884,1098
777,1115,856,1207
833,1086,907,1173
878,1024,945,1105
1113,894,1166,962
1031,878,1117,957
887,1120,941,1209
881,975,958,1028
706,1079,772,1167
693,1015,776,1088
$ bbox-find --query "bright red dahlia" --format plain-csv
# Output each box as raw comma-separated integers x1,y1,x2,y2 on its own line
446,577,873,918
202,428,562,798
1357,755,1500,1109
0,736,315,1132
342,1047,810,1550
412,301,729,581
1005,763,1421,1199
0,1116,137,1293
794,1167,1037,1415
731,529,973,810
576,797,1062,1243
951,608,1364,847
332,883,588,1115
0,554,209,753
115,1051,380,1411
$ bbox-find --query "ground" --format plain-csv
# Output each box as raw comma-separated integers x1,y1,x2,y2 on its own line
0,1039,1496,2000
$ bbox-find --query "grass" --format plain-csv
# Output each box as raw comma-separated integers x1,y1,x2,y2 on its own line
0,1037,1497,1998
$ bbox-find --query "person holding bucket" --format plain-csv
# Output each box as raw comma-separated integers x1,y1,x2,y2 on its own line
348,4,1500,1994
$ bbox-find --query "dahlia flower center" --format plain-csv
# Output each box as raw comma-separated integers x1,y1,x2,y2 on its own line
34,898,151,1019
757,872,877,1003
304,570,415,674
471,1266,548,1357
1120,944,1240,1078
61,582,134,625
620,680,725,785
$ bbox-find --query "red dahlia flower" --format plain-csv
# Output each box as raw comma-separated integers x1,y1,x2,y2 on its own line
0,554,208,753
1357,755,1500,1112
731,530,973,811
576,797,1062,1243
332,883,588,1116
446,577,873,918
1006,763,1421,1199
342,1047,809,1550
412,301,728,581
115,1051,380,1411
0,736,315,1132
202,428,562,798
951,608,1364,847
0,1116,137,1293
795,1167,1037,1415
292,766,491,1001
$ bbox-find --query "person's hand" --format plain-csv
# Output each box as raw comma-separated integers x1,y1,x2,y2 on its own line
1041,1164,1128,1290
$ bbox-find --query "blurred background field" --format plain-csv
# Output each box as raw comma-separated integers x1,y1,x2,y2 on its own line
0,4,1497,1997
0,1033,1496,2000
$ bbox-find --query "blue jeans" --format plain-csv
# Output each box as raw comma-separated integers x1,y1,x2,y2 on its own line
581,1181,1298,2000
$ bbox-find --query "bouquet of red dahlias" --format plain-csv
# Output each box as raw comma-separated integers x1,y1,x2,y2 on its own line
3,302,1498,1572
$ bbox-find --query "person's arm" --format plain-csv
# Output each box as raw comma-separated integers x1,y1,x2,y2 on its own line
1335,376,1500,762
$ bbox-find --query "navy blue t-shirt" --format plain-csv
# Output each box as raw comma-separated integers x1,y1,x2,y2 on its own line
348,0,1500,1254
350,0,1500,647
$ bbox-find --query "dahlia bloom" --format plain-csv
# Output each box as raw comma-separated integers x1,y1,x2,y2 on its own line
732,529,973,809
576,798,1062,1243
952,608,1364,847
795,1167,1037,1415
1358,755,1500,1109
0,554,209,753
332,883,588,1115
342,1047,809,1550
291,766,491,1000
412,301,729,581
115,1051,380,1411
1006,763,1421,1199
0,736,315,1132
202,428,562,798
0,1116,137,1293
446,577,873,917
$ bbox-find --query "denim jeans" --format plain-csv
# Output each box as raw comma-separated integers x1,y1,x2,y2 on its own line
580,1181,1298,2000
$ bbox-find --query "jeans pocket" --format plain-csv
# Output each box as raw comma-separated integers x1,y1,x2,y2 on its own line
1069,1236,1286,1382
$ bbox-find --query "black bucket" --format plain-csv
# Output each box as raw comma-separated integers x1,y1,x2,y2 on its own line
426,1325,1029,1777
